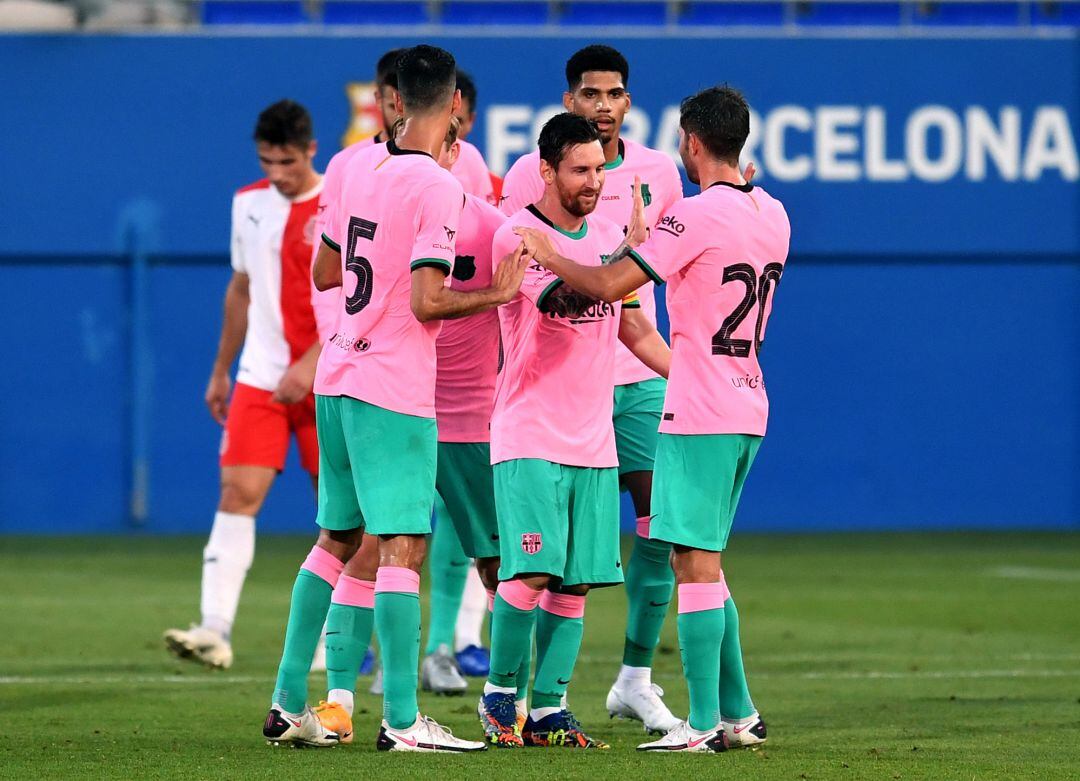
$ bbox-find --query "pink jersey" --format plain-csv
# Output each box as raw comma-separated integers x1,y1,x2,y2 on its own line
631,182,790,436
452,140,497,205
230,177,323,392
490,206,627,468
501,138,683,386
435,195,506,442
315,140,464,418
309,136,380,343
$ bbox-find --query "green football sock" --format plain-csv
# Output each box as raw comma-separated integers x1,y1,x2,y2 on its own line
424,504,469,655
678,606,725,732
487,593,537,690
622,535,675,667
516,651,531,701
719,596,756,720
532,605,584,709
325,602,374,695
375,590,421,730
272,569,334,714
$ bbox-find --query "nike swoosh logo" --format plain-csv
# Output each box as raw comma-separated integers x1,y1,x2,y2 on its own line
733,723,754,734
288,718,302,728
648,600,670,607
687,736,709,748
557,678,571,685
395,734,418,747
325,631,341,636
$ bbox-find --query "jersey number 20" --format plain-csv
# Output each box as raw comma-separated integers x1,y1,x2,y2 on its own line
712,262,784,358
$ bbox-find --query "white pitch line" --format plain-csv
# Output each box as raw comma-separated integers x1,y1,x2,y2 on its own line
988,566,1080,583
2,669,1078,686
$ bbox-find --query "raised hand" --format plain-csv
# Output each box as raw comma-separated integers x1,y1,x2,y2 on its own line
512,226,558,267
625,175,648,247
491,241,530,303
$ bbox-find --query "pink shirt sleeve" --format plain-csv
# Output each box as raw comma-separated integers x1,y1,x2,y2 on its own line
499,155,544,216
410,178,464,275
632,198,709,283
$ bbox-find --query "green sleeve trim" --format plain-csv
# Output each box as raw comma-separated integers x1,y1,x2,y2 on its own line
628,248,664,285
536,278,564,311
321,233,340,253
411,258,452,275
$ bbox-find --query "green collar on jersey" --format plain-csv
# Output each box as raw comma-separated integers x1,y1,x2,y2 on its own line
707,179,754,193
527,204,588,240
603,139,625,170
387,138,433,160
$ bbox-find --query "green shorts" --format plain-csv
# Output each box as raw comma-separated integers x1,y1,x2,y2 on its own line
435,441,500,560
315,394,437,536
613,377,666,476
493,459,623,587
649,433,762,552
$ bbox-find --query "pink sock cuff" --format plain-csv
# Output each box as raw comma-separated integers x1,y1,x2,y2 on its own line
636,516,651,538
539,591,586,619
496,579,544,611
300,545,345,586
331,575,376,608
486,589,496,613
374,566,421,594
677,582,729,614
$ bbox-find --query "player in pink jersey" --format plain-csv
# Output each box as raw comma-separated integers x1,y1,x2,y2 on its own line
500,45,686,730
262,46,528,753
515,87,790,754
480,113,671,750
450,70,497,205
164,101,326,673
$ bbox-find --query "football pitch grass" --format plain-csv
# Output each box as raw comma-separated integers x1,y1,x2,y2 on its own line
1,532,1078,780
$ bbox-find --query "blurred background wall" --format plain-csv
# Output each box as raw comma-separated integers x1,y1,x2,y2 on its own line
0,32,1076,533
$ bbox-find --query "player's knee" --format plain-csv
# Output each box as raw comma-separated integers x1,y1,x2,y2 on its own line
317,527,362,562
218,479,266,515
555,583,590,597
347,535,379,580
476,557,500,592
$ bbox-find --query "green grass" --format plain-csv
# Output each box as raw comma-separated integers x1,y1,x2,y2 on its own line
1,532,1078,780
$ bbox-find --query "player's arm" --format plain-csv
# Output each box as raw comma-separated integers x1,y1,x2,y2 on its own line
312,238,342,291
206,270,249,424
411,242,529,322
272,341,321,405
513,227,650,304
618,304,670,379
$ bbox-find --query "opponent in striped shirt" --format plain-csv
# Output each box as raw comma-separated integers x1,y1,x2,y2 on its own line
515,86,790,755
500,45,686,730
262,46,527,752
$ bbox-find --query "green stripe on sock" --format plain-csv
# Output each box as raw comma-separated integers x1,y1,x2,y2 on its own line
622,536,674,668
375,591,421,730
678,606,725,732
533,608,584,709
272,569,333,713
325,603,374,695
719,596,756,720
488,594,536,690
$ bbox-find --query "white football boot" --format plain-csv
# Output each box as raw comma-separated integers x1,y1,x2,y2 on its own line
606,680,680,734
722,712,767,747
263,704,340,747
637,719,728,753
420,644,468,695
377,713,487,752
163,624,233,669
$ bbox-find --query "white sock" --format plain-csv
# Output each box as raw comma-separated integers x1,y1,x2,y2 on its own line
455,566,487,651
328,688,354,716
725,711,759,726
529,706,561,721
616,664,652,688
484,681,515,696
200,511,255,640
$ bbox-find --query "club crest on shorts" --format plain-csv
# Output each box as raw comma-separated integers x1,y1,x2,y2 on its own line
521,533,542,555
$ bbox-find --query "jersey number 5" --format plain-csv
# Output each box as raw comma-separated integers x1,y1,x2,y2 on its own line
345,216,375,315
712,262,784,358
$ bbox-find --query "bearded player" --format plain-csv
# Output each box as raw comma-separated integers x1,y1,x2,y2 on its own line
516,85,789,754
479,113,671,749
501,44,685,732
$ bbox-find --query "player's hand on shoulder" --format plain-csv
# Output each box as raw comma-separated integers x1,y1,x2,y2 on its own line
272,361,315,405
512,226,557,266
205,371,231,425
491,241,530,304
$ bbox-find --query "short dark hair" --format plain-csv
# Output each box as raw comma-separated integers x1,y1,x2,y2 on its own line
565,44,629,91
456,70,477,114
396,45,458,113
253,100,313,148
679,85,750,165
375,48,404,90
538,112,601,169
